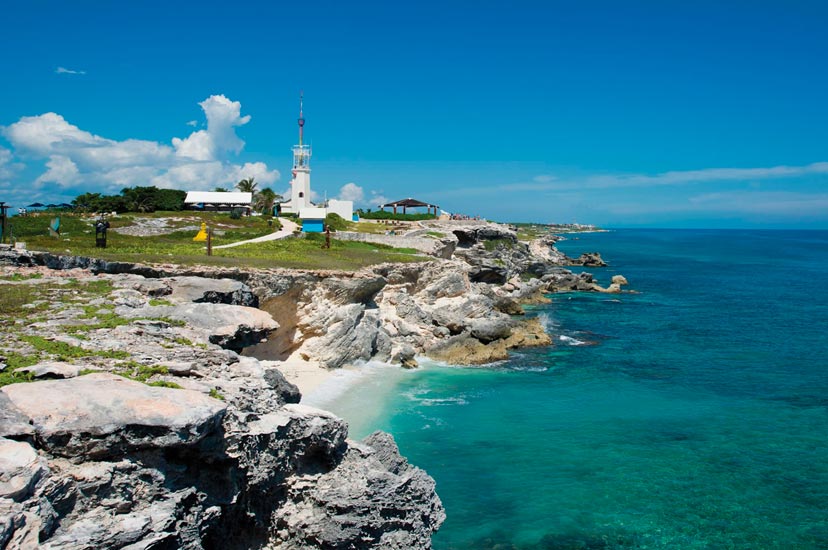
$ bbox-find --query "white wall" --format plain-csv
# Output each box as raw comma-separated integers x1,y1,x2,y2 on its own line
327,199,353,220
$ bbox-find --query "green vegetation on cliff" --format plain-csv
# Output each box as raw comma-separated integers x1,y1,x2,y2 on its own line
7,211,422,270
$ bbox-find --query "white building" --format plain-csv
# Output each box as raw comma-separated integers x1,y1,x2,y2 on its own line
279,94,353,230
184,191,252,212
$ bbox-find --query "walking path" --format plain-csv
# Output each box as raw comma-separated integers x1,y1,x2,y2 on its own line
212,217,299,249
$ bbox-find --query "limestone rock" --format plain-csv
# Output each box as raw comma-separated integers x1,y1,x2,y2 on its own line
301,304,391,368
427,334,510,365
121,302,278,350
16,361,80,380
503,318,553,348
273,431,445,549
0,439,47,501
167,276,258,307
263,368,301,404
469,316,514,343
322,276,386,305
571,252,607,267
0,373,227,459
0,393,35,438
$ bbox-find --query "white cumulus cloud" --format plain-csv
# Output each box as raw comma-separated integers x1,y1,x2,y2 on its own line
338,182,364,203
172,95,251,161
35,155,81,187
0,95,279,198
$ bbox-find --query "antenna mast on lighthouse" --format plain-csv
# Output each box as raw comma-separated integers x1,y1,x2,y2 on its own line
292,91,311,170
298,90,305,147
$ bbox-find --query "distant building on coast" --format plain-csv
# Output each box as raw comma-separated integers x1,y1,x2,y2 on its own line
184,191,252,212
278,93,353,231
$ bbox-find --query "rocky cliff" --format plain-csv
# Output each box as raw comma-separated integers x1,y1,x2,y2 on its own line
0,269,444,549
0,223,626,548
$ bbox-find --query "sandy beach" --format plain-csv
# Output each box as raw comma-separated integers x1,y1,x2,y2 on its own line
264,354,335,397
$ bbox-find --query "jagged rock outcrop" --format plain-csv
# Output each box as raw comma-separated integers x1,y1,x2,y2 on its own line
273,431,445,549
528,235,607,267
120,302,278,351
2,373,227,459
0,269,445,549
0,217,630,548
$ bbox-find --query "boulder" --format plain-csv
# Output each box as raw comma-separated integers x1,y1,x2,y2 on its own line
430,294,495,334
263,368,301,404
427,334,510,365
322,276,386,306
391,344,418,368
0,393,35,438
0,373,227,459
0,439,47,501
503,318,553,348
469,316,514,343
301,305,391,368
167,276,258,307
121,302,278,351
572,252,607,267
273,431,445,549
16,361,80,380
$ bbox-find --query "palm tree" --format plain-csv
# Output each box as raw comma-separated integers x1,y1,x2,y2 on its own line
254,187,282,214
236,177,258,194
213,186,229,192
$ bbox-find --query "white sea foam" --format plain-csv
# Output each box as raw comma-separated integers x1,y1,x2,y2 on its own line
301,360,401,409
536,312,560,332
560,334,587,346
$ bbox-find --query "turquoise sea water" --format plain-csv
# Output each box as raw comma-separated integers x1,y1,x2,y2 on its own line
307,229,828,549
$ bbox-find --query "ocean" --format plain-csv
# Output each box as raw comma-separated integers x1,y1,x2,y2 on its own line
304,229,828,549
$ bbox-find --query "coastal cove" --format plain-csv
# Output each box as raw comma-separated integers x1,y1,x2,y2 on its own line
307,229,828,549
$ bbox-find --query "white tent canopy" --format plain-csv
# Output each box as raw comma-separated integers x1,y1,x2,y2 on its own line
184,192,253,205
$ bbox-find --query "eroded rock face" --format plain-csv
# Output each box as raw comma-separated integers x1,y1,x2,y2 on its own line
0,439,47,501
0,375,444,550
273,431,445,550
121,302,278,350
1,373,227,459
0,261,447,550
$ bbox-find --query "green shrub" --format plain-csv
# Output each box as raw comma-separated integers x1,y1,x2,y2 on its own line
325,213,349,231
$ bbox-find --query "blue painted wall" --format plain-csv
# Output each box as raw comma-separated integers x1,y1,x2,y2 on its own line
303,219,324,233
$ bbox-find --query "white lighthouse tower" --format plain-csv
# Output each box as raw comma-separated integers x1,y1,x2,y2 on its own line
278,93,353,229
281,93,314,215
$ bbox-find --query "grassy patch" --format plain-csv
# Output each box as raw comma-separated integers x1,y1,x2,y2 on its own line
209,388,225,401
11,212,422,270
483,238,517,251
20,335,129,361
78,368,102,376
0,273,43,281
148,380,182,389
0,283,53,318
209,234,424,270
149,298,173,306
66,309,131,334
3,351,41,370
152,316,186,327
114,362,168,382
0,369,35,387
170,336,195,346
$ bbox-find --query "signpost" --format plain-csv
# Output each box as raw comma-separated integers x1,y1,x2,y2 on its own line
0,202,9,244
95,216,110,248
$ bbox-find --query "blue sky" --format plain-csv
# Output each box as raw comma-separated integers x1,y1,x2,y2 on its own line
1,0,827,227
